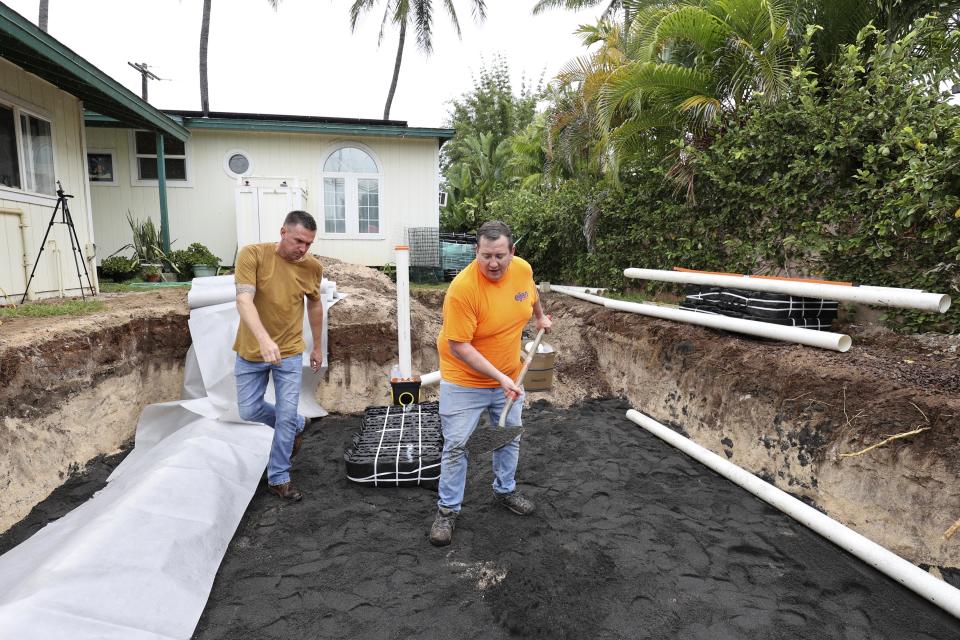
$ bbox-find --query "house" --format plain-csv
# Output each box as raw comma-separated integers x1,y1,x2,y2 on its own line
0,5,188,302
85,111,453,267
0,3,452,304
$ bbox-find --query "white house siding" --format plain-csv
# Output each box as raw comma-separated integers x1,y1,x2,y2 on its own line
86,127,441,267
0,57,95,302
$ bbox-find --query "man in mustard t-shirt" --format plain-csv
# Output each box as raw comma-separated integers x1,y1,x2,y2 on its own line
429,220,552,546
234,210,324,502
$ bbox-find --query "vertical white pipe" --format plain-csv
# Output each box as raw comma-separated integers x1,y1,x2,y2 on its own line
625,409,960,620
49,240,64,299
395,245,412,378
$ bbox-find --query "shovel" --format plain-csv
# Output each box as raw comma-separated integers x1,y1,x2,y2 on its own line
466,327,547,455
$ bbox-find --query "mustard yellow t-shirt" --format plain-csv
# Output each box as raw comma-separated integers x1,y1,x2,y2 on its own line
437,256,538,388
232,242,322,361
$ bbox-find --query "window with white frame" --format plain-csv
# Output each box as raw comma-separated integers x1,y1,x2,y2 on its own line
133,130,187,181
0,101,55,196
321,146,381,235
223,149,252,178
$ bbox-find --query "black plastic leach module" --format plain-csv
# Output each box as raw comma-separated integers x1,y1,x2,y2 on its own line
343,401,442,488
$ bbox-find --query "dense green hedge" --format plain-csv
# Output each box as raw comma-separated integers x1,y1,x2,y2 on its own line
494,28,959,332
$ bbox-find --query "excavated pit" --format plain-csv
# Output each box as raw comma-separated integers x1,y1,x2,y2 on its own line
1,262,959,634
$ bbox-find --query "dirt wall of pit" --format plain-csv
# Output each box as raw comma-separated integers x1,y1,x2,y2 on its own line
0,313,189,532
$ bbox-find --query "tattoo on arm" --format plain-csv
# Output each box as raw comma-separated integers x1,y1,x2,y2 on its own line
236,284,256,297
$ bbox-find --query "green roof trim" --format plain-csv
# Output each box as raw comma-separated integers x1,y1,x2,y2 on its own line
179,116,454,141
0,6,188,141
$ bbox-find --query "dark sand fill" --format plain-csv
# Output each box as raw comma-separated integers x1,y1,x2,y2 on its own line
3,400,959,639
191,399,959,640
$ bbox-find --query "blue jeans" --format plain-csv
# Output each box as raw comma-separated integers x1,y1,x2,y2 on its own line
437,381,524,512
235,354,306,486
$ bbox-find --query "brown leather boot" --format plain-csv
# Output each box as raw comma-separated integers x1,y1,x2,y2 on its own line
268,482,303,501
292,432,304,457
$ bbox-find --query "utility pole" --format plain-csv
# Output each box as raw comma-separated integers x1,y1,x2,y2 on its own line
127,62,161,101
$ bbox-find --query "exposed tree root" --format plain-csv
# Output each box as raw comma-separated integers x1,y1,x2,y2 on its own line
839,426,930,459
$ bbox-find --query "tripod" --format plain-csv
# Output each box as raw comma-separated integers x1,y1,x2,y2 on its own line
21,181,96,303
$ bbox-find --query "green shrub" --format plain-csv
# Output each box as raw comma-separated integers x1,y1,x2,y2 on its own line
495,24,959,332
166,243,220,280
184,242,220,268
166,249,193,281
100,255,139,282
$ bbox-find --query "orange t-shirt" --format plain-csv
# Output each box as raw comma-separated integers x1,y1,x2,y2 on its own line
437,257,538,388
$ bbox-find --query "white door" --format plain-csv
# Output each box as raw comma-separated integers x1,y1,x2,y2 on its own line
234,183,307,251
0,210,27,302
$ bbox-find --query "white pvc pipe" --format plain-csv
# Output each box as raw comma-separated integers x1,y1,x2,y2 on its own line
624,268,951,314
395,245,412,378
420,370,441,386
625,409,960,620
551,285,852,352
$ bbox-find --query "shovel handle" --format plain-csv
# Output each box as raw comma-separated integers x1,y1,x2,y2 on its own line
497,327,547,428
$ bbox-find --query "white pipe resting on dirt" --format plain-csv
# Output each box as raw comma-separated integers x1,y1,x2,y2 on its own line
625,409,960,621
396,246,412,378
623,268,952,314
551,285,852,352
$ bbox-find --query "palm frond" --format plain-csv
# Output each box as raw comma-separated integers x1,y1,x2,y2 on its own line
413,0,434,52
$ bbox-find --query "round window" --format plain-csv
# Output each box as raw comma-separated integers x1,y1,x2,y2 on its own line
228,153,250,175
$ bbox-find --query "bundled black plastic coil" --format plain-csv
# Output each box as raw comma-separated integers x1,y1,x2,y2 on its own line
682,285,838,330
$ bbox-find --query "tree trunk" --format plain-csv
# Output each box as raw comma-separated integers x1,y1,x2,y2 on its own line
38,0,48,32
383,18,406,120
200,0,212,116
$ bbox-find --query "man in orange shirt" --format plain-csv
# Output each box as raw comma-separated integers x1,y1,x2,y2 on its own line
429,220,552,546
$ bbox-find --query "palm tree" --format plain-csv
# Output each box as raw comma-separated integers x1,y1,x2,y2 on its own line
199,1,280,116
594,0,793,196
349,0,487,120
199,0,212,115
38,0,48,32
532,0,632,27
545,18,627,180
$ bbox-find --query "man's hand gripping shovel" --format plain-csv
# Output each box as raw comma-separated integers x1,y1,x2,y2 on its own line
466,328,547,455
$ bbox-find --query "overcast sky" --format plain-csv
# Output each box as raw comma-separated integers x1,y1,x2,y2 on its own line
5,0,601,127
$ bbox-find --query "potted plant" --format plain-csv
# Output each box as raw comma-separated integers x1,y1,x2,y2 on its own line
186,242,221,278
141,264,162,282
100,255,140,282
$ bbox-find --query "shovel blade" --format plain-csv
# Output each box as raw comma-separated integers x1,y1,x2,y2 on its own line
467,426,524,455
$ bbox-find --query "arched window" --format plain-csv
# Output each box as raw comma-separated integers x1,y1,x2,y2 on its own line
321,145,381,235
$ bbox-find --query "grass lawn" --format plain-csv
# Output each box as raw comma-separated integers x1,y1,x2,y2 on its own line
0,299,106,318
411,282,449,291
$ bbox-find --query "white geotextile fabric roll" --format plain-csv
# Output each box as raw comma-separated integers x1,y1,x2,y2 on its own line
0,275,343,640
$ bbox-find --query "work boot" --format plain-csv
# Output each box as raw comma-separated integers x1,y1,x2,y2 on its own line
268,482,303,502
292,432,304,457
429,507,458,546
495,490,535,516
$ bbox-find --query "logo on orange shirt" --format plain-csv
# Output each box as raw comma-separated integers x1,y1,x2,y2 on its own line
515,291,528,302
